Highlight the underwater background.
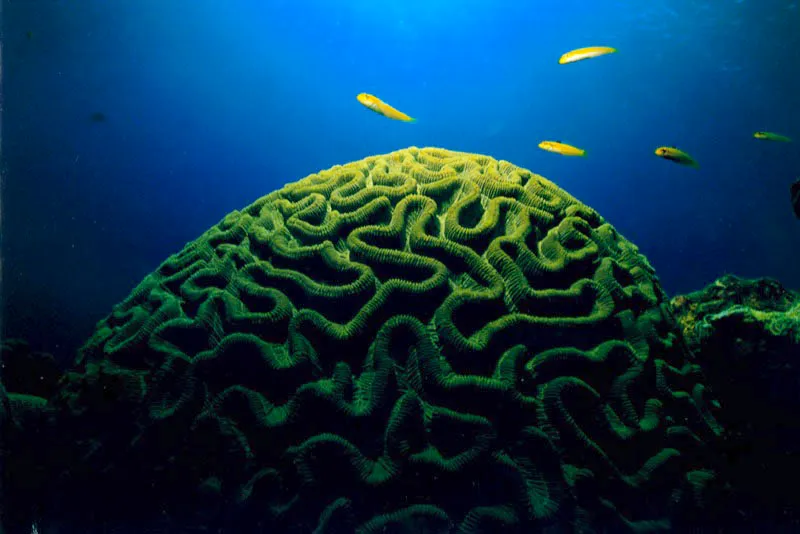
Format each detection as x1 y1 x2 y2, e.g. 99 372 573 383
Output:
3 0 799 359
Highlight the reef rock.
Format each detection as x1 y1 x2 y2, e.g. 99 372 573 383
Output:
2 148 725 534
671 275 800 523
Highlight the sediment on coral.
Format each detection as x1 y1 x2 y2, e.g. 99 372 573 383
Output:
3 148 726 533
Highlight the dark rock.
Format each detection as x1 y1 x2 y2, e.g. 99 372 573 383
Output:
671 274 800 524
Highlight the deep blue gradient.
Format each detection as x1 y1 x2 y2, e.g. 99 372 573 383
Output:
3 0 799 357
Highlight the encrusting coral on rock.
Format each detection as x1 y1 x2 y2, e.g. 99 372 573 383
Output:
670 275 800 525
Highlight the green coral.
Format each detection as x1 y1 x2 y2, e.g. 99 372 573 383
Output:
671 275 800 525
19 148 722 533
700 303 800 339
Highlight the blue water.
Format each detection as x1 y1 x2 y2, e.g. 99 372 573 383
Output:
3 0 799 357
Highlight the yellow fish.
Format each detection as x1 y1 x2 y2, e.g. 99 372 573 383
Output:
538 140 586 157
356 93 415 122
558 46 617 65
754 131 791 142
654 146 699 168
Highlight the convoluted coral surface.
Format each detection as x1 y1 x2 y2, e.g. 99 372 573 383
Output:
35 148 722 533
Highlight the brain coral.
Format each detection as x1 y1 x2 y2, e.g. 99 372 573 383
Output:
41 147 724 533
